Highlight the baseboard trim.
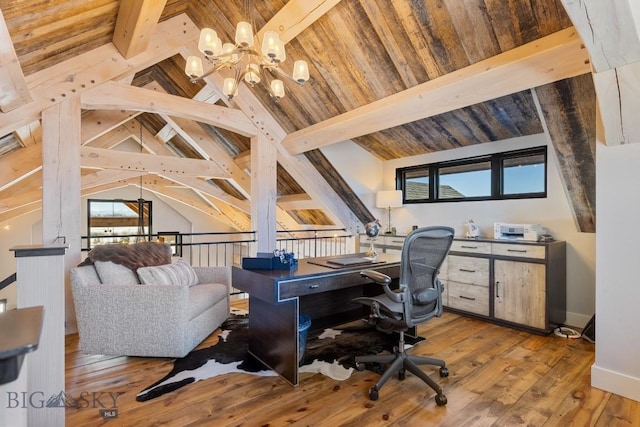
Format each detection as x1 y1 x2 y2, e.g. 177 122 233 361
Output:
564 311 592 329
592 365 640 402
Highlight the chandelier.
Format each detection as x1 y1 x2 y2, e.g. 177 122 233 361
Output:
184 3 310 101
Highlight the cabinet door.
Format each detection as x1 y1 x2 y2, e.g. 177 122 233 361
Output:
494 260 546 329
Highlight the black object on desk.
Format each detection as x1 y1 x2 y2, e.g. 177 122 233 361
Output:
0 305 44 385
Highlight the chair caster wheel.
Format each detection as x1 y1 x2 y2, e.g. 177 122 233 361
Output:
369 387 379 401
439 367 449 377
355 362 366 371
398 370 405 380
435 393 447 406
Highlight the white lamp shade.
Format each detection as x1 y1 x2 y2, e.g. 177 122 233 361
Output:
244 63 261 85
223 77 238 98
222 43 238 63
261 31 280 59
292 60 310 83
198 28 221 56
272 37 286 63
376 190 403 208
185 55 204 78
235 21 254 47
271 79 285 99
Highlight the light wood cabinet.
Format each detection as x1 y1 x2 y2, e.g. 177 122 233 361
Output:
493 259 546 329
360 234 566 334
448 238 566 334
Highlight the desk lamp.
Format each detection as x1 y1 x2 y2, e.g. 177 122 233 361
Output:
376 190 403 234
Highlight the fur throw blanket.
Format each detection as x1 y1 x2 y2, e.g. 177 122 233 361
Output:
78 241 172 270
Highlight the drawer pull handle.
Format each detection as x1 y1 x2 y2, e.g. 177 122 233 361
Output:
461 245 478 249
459 268 476 273
507 249 527 253
495 281 500 298
459 295 476 301
309 284 319 289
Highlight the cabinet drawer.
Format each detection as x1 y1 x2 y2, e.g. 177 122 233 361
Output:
279 275 345 299
378 235 406 246
446 281 489 316
447 255 489 286
451 240 491 255
492 243 545 259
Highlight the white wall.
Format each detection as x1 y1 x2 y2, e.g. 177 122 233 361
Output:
593 140 640 402
324 134 596 328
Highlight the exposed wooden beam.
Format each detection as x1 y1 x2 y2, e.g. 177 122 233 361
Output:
0 8 32 112
81 81 257 137
258 0 343 43
13 121 41 147
277 194 317 211
112 0 167 59
0 146 41 192
0 14 199 137
0 202 41 223
561 0 640 72
80 146 228 178
139 179 245 230
282 28 591 154
591 63 640 146
160 115 251 193
234 151 251 170
159 173 250 214
86 126 133 149
82 110 142 145
562 0 640 146
82 170 144 190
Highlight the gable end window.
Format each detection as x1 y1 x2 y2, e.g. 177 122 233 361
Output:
397 146 547 203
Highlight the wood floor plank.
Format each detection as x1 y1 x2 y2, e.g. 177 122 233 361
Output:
64 299 640 426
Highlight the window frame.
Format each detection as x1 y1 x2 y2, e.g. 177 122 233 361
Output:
87 198 153 249
397 146 547 204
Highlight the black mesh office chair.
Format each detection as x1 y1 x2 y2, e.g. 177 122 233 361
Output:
353 226 454 405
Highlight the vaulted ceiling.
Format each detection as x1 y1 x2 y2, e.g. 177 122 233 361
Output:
0 0 599 233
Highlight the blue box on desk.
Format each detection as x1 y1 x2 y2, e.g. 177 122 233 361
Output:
242 256 293 270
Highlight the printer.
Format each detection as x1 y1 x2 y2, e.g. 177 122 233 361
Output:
494 223 545 241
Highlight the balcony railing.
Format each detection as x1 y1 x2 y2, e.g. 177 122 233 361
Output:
81 229 356 293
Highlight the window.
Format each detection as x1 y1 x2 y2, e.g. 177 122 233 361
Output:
397 147 547 203
87 199 152 248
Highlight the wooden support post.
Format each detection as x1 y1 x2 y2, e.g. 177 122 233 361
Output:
251 134 277 253
41 96 82 334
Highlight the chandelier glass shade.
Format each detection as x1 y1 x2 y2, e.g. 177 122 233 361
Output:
185 16 310 101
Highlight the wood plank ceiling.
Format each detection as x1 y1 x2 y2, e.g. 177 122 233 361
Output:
0 0 596 232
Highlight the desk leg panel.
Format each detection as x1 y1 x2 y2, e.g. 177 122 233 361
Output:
248 295 298 386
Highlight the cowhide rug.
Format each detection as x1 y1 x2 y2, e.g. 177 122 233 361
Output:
136 309 424 402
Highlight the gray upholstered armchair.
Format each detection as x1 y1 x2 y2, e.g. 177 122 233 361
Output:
70 245 230 358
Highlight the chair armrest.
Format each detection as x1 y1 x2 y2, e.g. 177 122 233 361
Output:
360 270 405 303
193 266 231 292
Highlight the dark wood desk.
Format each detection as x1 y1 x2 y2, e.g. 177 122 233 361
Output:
232 253 401 386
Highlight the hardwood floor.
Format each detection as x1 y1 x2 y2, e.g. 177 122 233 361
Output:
65 299 640 426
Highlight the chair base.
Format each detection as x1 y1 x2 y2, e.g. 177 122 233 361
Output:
355 332 448 405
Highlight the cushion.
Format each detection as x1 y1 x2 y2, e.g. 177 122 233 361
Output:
78 241 172 270
94 261 139 285
137 259 198 287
